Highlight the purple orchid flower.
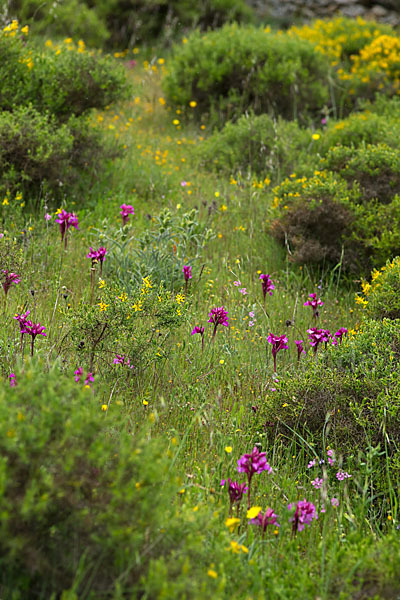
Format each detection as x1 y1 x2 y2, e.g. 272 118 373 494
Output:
250 508 279 534
237 446 272 508
22 320 46 356
208 306 229 340
288 499 318 534
2 269 21 297
120 204 134 225
267 333 288 372
304 293 323 318
259 273 274 303
295 339 306 363
55 209 79 248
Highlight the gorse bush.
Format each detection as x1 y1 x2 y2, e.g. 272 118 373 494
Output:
357 257 400 320
289 16 393 63
163 24 331 124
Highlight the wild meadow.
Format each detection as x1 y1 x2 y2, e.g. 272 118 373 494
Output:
1 5 400 599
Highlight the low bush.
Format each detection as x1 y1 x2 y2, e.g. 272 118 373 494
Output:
163 24 330 123
0 360 216 598
0 22 128 204
320 111 400 154
255 318 400 485
322 143 400 204
0 105 73 200
357 257 400 321
197 113 313 178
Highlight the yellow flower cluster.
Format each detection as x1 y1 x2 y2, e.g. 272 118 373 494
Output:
2 19 28 37
350 35 400 93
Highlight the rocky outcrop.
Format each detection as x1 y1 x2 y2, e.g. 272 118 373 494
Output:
249 0 400 26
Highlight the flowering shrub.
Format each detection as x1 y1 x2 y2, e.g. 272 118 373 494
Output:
357 257 400 320
288 16 392 64
163 24 330 123
63 277 185 379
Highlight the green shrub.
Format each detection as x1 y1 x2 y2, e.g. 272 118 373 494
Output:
255 319 400 481
322 143 400 204
270 171 362 269
0 105 74 200
6 0 109 47
163 24 330 123
0 360 213 598
0 32 129 119
357 257 400 321
197 113 313 178
320 111 400 154
271 142 400 271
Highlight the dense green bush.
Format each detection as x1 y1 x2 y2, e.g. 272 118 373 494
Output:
163 25 331 123
6 0 109 47
197 113 313 178
255 318 400 481
0 361 214 598
357 257 400 321
0 33 129 119
322 143 400 204
270 171 362 269
320 111 400 154
0 24 128 203
6 0 253 49
0 105 73 199
271 140 400 271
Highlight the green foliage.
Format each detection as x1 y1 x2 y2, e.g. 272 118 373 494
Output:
7 0 253 49
0 105 73 200
197 113 313 178
63 276 185 378
360 257 400 321
0 361 184 597
256 319 400 480
322 143 400 204
272 142 400 272
0 34 129 119
0 26 128 204
163 24 330 124
7 0 109 47
103 208 214 291
320 111 400 153
270 171 360 269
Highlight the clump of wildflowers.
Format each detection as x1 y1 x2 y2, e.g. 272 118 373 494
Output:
113 354 134 368
120 204 134 225
87 246 107 268
2 269 21 297
304 293 323 318
267 333 288 372
336 470 351 481
237 446 272 508
75 368 95 387
307 327 326 353
288 499 318 534
259 273 274 303
9 373 17 387
208 306 229 340
55 209 79 248
250 508 279 535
